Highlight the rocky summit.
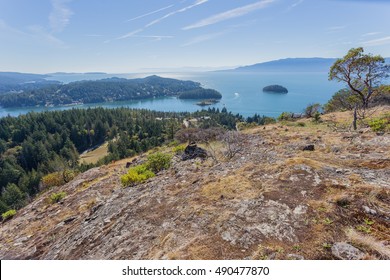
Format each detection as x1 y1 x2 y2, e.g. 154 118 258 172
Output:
0 108 389 260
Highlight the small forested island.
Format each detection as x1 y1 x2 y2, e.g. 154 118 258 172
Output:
196 99 220 106
0 75 222 108
178 88 222 100
263 84 288 93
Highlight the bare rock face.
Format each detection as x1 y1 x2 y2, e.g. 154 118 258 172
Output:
1 119 389 260
331 242 365 260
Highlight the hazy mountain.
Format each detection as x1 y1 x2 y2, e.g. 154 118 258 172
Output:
0 72 61 94
0 72 50 85
225 57 390 73
224 58 337 73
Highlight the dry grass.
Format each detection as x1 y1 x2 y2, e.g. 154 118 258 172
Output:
80 142 109 164
322 105 390 127
285 157 329 170
201 172 261 201
346 228 390 259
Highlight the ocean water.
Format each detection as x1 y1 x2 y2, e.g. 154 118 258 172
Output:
0 72 342 118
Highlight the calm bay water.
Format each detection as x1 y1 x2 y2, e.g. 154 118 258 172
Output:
0 72 341 118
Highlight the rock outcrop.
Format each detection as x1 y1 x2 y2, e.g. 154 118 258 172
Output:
331 242 365 260
181 142 208 161
1 110 389 260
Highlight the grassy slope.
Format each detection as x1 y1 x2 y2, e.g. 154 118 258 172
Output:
80 143 109 164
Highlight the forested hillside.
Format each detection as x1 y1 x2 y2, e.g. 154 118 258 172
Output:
0 107 241 214
0 75 222 108
0 72 60 94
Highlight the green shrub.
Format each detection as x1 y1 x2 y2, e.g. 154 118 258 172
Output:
297 122 306 127
120 152 172 187
41 172 65 189
49 191 67 204
263 117 276 125
304 103 322 117
172 144 186 154
146 152 172 173
121 164 155 187
277 112 293 121
2 209 16 221
368 116 389 132
312 112 322 123
63 170 78 183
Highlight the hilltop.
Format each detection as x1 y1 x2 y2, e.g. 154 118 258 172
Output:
0 106 389 260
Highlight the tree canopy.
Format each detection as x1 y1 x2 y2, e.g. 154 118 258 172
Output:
329 47 389 109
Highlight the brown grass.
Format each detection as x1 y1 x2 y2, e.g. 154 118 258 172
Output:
80 142 108 164
285 157 329 170
201 172 262 201
346 228 390 259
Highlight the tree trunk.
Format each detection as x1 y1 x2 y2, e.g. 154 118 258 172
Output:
352 106 358 130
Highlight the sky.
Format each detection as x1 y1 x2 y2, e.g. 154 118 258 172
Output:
0 0 389 73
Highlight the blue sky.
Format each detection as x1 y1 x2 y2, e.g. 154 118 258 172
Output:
0 0 389 73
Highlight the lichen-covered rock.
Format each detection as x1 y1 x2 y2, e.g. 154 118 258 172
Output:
331 242 365 260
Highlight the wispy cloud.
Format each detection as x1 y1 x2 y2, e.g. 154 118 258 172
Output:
49 0 73 33
362 36 390 46
115 28 144 40
28 25 66 47
116 0 208 40
132 35 174 42
182 0 275 30
0 19 65 47
325 25 346 33
361 32 380 37
125 5 174 22
0 19 28 36
145 0 208 28
291 0 304 8
133 35 173 39
283 0 304 13
182 31 227 47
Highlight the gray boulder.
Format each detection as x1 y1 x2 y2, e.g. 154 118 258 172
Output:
331 242 365 260
181 142 208 161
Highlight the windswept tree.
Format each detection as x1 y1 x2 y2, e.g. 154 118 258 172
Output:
329 47 389 129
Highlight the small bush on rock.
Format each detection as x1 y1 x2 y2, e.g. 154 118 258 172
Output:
146 152 172 173
2 209 16 221
49 191 67 204
121 164 155 187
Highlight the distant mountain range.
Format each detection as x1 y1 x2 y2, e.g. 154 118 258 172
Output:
0 72 60 94
1 57 389 86
224 58 337 73
224 57 390 73
0 72 49 85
